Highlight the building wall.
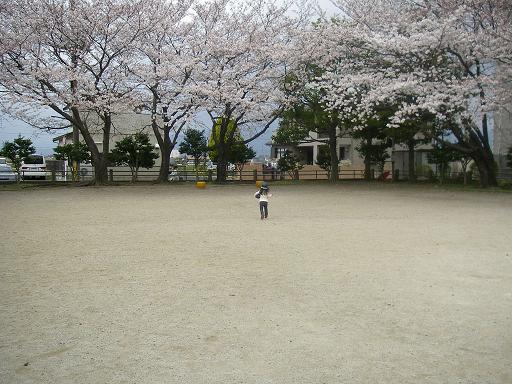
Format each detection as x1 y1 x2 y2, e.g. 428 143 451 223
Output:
391 149 435 177
53 111 180 167
493 105 512 169
271 133 366 168
270 133 445 178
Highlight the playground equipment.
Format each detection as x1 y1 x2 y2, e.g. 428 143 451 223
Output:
196 181 206 189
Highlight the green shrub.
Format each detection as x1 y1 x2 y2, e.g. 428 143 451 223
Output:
415 164 434 179
498 180 512 190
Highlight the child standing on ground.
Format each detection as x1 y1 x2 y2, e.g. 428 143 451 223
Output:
254 184 272 220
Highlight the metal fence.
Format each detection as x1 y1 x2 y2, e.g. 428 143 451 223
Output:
394 169 512 182
14 167 369 183
104 168 372 182
12 166 512 183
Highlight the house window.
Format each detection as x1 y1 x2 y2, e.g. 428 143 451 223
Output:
95 142 103 153
275 147 287 159
297 146 314 165
339 147 346 160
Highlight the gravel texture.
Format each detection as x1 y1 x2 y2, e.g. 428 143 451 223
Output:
1 183 511 384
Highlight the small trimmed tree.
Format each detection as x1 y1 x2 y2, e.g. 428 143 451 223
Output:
208 118 237 182
316 146 332 179
0 136 35 182
109 132 159 182
275 65 349 183
351 104 394 180
355 141 391 179
459 154 473 185
277 150 303 180
179 129 208 181
54 143 91 181
209 120 256 181
230 142 256 180
427 143 463 184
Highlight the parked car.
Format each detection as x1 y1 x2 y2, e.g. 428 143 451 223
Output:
0 164 16 182
0 157 7 165
21 154 47 180
168 169 182 181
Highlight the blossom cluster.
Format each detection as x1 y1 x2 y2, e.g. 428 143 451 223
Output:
0 0 310 137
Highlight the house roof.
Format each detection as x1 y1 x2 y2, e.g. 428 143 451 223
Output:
52 131 73 142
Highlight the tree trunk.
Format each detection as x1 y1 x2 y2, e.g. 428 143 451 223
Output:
475 114 498 187
91 154 109 184
72 124 80 181
71 44 81 181
215 139 229 182
328 128 339 183
71 107 109 185
379 161 385 176
444 119 498 188
195 158 200 182
472 150 498 188
216 161 228 183
461 160 469 185
407 138 416 181
157 144 171 182
238 164 244 181
463 117 498 188
364 138 372 180
134 165 139 183
154 124 173 183
152 101 186 183
96 113 111 185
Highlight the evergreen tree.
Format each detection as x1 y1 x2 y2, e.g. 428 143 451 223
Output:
109 132 159 182
230 142 256 180
351 105 393 180
277 150 303 180
0 136 35 181
208 119 255 180
427 142 463 184
179 129 208 181
274 66 349 182
316 146 332 178
54 143 91 181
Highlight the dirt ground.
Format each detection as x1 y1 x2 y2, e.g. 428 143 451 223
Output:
0 183 511 384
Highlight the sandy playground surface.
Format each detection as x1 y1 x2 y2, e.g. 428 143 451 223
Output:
0 182 511 384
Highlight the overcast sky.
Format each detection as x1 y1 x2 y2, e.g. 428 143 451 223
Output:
0 0 340 157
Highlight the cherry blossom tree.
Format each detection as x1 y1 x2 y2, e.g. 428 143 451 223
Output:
0 0 150 184
310 0 512 187
274 69 350 182
190 0 311 182
132 0 200 183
